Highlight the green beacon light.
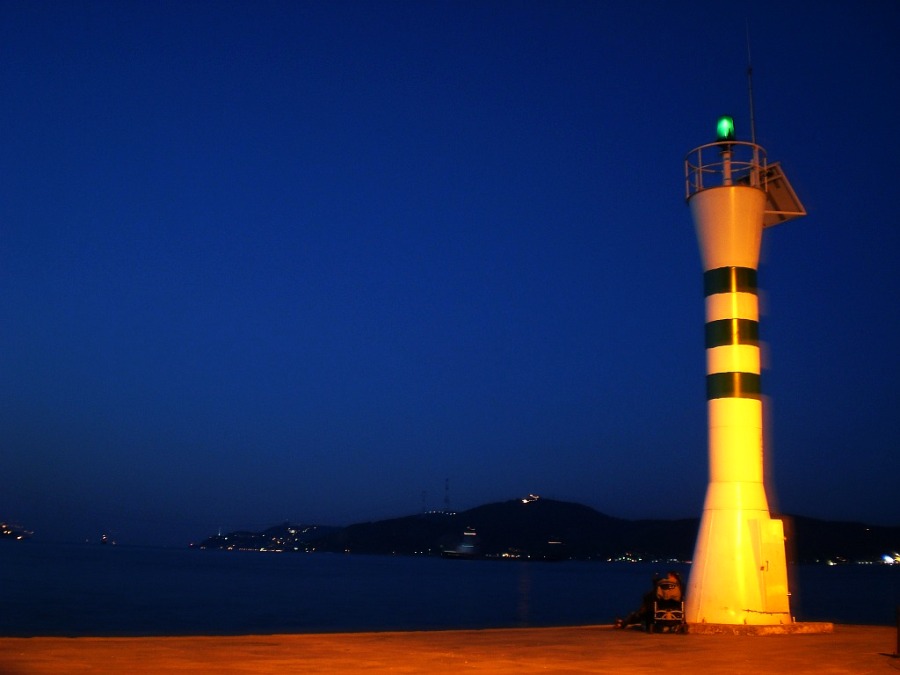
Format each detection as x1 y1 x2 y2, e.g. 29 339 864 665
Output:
716 115 736 143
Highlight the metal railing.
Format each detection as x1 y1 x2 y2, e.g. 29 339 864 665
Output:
685 140 768 200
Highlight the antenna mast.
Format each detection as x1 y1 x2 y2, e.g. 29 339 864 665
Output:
746 21 757 145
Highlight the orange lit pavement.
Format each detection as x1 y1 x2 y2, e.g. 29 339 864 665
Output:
0 625 896 674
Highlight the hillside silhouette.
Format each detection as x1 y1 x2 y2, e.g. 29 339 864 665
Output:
198 496 900 564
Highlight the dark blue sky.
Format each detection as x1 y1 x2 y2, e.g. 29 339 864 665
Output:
2 1 898 546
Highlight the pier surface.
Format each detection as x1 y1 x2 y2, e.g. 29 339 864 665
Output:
0 624 895 674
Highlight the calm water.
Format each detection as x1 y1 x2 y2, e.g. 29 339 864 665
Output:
1 542 897 636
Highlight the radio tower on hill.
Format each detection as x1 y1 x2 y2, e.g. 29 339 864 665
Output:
444 478 451 513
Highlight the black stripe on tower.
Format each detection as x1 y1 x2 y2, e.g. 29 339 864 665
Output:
704 266 757 296
706 372 762 400
705 319 759 348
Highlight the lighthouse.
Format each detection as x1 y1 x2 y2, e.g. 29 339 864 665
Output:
683 117 805 626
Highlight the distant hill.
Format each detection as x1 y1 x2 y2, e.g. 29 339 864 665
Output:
781 515 900 564
195 497 900 564
313 497 697 561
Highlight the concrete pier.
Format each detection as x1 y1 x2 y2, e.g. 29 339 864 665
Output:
0 624 895 674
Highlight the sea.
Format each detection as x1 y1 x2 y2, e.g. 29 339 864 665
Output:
1 541 898 637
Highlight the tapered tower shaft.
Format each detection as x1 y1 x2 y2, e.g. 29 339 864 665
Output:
683 137 792 626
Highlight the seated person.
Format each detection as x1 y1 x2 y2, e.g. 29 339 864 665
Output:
615 571 683 629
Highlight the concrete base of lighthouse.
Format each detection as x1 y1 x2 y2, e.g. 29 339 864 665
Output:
684 397 794 626
685 622 835 635
685 483 793 625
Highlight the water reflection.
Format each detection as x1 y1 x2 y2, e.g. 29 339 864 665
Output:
516 564 532 625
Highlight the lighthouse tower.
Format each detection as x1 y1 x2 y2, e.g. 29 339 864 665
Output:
683 117 805 626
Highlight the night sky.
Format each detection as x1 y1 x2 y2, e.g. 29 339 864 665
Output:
2 1 898 546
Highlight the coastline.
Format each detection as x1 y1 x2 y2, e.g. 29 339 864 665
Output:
0 624 895 674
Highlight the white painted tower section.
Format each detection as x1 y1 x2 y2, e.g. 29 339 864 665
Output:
684 139 793 626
